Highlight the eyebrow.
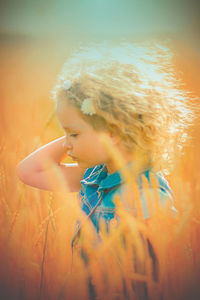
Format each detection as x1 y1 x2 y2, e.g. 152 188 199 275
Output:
62 126 81 130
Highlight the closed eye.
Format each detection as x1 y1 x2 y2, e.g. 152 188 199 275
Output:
70 133 78 138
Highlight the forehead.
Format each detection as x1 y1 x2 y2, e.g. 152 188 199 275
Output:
56 100 88 129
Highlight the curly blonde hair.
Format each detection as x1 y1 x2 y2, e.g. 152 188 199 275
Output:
51 42 193 173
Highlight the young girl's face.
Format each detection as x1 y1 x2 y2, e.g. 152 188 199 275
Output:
56 99 114 171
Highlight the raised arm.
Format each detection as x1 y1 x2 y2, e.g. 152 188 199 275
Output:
16 136 86 192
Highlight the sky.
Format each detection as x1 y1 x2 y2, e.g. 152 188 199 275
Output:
0 0 199 41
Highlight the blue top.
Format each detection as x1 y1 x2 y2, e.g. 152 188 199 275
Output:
78 164 174 232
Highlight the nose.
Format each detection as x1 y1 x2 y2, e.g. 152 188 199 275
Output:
64 137 73 150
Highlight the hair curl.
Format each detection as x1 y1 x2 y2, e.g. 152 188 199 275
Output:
51 42 194 173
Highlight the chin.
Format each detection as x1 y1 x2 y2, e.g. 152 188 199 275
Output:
78 161 98 169
77 161 87 168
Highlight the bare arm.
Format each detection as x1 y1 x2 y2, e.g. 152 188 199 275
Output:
16 136 86 192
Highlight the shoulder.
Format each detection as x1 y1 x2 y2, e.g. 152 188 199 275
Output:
138 169 173 199
141 169 177 218
154 171 172 197
121 169 175 219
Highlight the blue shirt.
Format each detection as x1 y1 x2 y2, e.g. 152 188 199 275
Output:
79 164 173 232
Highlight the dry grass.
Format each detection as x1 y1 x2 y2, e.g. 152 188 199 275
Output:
0 38 200 300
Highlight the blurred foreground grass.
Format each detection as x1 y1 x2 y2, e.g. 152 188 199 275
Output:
0 37 200 300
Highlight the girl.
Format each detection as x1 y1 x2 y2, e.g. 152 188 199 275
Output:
17 42 191 299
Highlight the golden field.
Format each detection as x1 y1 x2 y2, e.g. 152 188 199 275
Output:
0 37 200 300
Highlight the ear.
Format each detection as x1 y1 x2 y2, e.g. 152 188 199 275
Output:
108 131 122 146
105 124 121 146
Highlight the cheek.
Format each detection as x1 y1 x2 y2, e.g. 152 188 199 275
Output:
88 136 109 158
75 131 111 160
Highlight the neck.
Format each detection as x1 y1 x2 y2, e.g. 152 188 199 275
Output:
106 151 149 175
106 152 134 174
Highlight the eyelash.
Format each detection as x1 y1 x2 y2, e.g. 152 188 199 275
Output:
70 133 78 138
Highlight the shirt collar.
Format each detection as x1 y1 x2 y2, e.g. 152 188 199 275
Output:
81 164 123 190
